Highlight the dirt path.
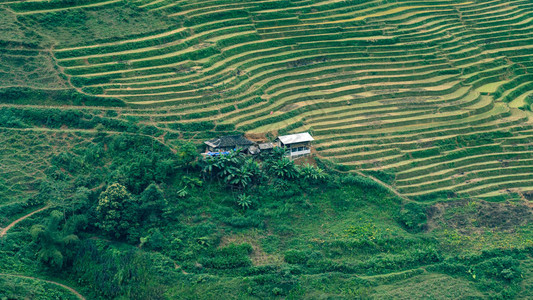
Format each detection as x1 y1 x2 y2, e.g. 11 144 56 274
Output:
358 267 427 279
0 274 85 300
0 205 50 237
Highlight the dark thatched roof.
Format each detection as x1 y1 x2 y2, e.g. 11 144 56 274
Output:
204 135 254 148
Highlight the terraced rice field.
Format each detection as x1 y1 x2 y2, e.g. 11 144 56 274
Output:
2 0 533 200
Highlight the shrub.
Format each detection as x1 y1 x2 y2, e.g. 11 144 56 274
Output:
340 175 383 190
224 215 261 228
397 203 427 232
141 229 168 251
201 243 253 269
364 170 395 185
236 194 253 210
473 256 522 283
284 250 309 264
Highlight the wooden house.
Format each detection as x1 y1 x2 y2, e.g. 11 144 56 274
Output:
276 132 314 159
204 135 254 155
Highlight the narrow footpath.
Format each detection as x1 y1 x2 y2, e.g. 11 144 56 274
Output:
0 274 85 300
0 205 50 237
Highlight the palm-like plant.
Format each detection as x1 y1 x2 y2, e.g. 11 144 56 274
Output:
31 210 80 270
268 157 299 179
299 163 326 182
202 149 257 189
201 155 217 176
225 159 256 189
236 194 253 210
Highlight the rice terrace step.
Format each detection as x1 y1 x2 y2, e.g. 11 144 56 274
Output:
1 0 533 298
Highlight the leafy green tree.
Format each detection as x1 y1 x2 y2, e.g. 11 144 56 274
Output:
154 157 175 182
217 150 244 179
121 156 155 194
96 183 139 240
201 155 218 179
202 150 242 179
202 151 262 189
69 186 91 214
31 223 64 270
177 142 199 172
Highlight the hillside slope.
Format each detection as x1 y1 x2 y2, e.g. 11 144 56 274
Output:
1 0 533 199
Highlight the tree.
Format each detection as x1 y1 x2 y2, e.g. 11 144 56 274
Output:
177 142 199 173
121 156 155 194
96 183 139 240
139 183 167 223
69 186 91 214
201 150 262 189
154 157 175 182
201 155 218 180
30 210 80 271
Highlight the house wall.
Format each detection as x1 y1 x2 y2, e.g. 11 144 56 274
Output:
279 141 312 159
286 142 309 149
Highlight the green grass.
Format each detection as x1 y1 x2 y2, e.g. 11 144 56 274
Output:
0 52 68 89
0 129 89 208
508 90 533 108
0 275 80 300
18 3 174 47
0 8 46 45
370 273 485 299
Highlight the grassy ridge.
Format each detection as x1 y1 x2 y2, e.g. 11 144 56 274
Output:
0 127 531 299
